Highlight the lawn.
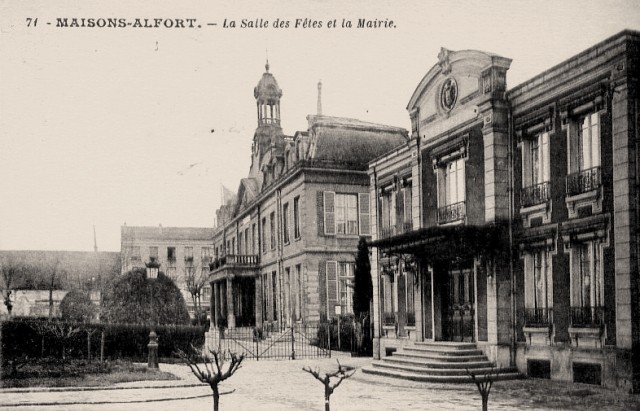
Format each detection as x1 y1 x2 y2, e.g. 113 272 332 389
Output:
1 358 179 388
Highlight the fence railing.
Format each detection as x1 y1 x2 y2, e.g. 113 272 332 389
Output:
570 306 604 328
209 254 260 271
566 166 601 196
382 312 395 326
438 201 466 224
379 220 414 240
521 181 551 207
524 307 552 327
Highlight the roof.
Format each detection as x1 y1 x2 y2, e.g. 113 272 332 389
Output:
121 226 215 242
308 115 408 167
254 62 282 101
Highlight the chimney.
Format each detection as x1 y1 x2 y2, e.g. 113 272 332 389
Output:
317 80 323 116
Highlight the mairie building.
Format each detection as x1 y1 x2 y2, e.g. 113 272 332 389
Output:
206 63 408 340
366 30 640 391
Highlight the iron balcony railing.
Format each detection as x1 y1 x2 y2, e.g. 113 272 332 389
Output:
570 306 604 328
437 201 466 224
209 254 260 271
566 166 601 197
524 307 552 327
406 312 416 327
379 220 414 239
521 181 551 208
382 312 396 326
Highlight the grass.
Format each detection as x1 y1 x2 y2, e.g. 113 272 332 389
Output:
492 378 640 411
1 359 179 388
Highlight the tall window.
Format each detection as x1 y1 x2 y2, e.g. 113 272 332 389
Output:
293 196 301 239
252 224 256 254
578 113 600 171
244 228 249 254
294 264 302 321
184 246 193 262
283 203 290 244
269 212 276 250
338 262 355 314
524 249 552 325
167 247 176 263
131 246 141 261
261 218 267 254
201 247 212 262
271 271 278 320
571 242 603 310
262 273 268 321
442 158 465 206
523 132 550 187
149 246 158 259
336 194 358 235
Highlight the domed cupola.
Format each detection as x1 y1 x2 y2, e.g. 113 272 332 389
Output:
254 61 283 126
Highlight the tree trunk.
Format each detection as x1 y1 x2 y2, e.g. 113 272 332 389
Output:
100 330 105 363
87 331 91 362
482 393 488 411
212 385 220 411
48 287 53 319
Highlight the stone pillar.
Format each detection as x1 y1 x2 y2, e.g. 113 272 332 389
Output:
214 282 221 327
368 171 382 359
226 277 236 329
255 275 263 325
210 282 216 330
480 97 513 367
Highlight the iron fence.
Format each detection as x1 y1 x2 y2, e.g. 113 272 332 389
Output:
521 181 551 207
524 307 552 327
566 166 601 196
438 201 466 224
570 306 604 328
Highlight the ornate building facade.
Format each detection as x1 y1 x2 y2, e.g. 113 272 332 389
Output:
206 63 408 335
367 30 640 391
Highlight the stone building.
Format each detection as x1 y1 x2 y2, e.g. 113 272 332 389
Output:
207 63 408 334
120 225 215 318
366 30 640 391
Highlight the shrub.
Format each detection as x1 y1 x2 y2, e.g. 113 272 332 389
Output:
315 315 357 351
60 290 96 323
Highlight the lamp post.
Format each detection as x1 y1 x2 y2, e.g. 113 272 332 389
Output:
145 257 160 369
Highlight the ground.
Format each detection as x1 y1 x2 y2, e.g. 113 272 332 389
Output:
1 354 639 410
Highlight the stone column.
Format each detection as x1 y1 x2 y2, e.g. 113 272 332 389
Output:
368 171 382 359
214 282 221 327
226 277 236 329
255 275 263 325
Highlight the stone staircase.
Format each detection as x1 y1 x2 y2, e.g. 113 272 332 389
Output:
362 342 522 383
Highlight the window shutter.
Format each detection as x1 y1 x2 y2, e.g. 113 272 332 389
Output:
326 261 338 317
542 132 550 182
358 192 370 235
324 191 336 235
317 191 324 236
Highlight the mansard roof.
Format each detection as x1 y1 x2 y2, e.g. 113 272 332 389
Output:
307 115 409 169
121 226 215 242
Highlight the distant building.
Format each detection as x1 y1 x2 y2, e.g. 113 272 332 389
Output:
120 225 216 318
0 249 119 318
207 62 408 338
367 30 640 391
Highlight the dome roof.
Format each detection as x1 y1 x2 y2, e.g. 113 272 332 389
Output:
254 62 282 101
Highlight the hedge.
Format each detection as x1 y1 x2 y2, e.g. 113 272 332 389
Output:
1 319 205 364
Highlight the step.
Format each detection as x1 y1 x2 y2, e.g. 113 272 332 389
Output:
361 366 523 384
393 351 487 362
372 361 505 376
401 346 485 356
413 341 479 351
382 356 493 369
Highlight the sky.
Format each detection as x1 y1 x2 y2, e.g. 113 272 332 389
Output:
1 0 639 252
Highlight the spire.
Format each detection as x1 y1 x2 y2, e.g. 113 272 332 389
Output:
317 80 323 116
265 59 270 73
93 225 98 252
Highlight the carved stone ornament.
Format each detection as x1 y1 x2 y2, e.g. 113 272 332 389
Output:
440 77 458 112
437 47 452 75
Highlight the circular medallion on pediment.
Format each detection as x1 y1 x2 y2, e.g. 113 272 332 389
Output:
440 77 458 112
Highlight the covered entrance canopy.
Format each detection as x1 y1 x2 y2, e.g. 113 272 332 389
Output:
370 221 510 342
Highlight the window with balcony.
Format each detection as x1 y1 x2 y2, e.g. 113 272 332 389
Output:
524 249 553 327
570 241 604 328
437 158 466 224
261 217 267 254
293 196 301 239
130 246 141 261
567 112 601 197
379 179 412 239
184 246 193 264
521 132 550 207
283 202 290 244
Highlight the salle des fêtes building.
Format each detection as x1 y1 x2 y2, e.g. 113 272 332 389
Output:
366 30 640 391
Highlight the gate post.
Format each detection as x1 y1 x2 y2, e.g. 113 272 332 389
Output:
291 327 296 360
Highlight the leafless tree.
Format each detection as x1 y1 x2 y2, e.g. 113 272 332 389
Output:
176 346 244 411
185 261 209 325
467 367 496 411
0 254 23 316
31 320 82 360
303 359 356 411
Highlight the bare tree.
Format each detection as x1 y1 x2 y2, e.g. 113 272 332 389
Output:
176 346 244 411
0 254 22 317
185 261 209 325
31 320 82 360
467 367 496 411
303 359 356 411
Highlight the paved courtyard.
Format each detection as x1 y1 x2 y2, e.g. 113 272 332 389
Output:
1 353 638 410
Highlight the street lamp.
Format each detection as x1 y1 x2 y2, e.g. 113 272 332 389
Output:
145 257 161 369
